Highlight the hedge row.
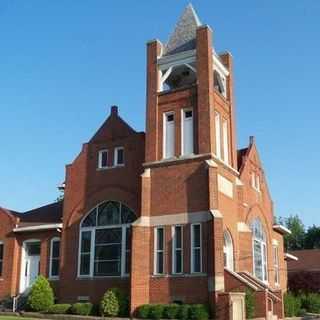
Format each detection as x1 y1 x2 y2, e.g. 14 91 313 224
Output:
284 292 320 317
137 303 209 320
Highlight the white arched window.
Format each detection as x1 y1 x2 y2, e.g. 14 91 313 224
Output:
223 231 234 271
251 218 268 282
78 201 136 277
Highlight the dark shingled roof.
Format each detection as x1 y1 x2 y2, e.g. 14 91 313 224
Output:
288 249 320 272
164 4 202 56
17 201 63 227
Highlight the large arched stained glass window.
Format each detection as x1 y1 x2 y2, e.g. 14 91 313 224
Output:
250 218 268 282
78 201 136 277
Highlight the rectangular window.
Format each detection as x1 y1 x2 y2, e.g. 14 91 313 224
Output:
98 150 108 169
172 226 183 274
0 242 3 277
154 227 164 274
125 227 131 274
163 113 175 159
215 112 221 159
79 231 92 276
222 120 229 164
182 109 194 156
49 238 60 278
94 228 122 276
273 246 280 285
191 224 202 273
114 147 125 166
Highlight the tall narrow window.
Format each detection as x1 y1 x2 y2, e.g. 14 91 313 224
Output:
182 109 194 156
222 120 229 164
172 226 183 274
79 231 92 276
164 113 175 159
154 227 164 274
98 150 108 169
191 224 202 273
223 231 234 271
114 147 125 166
125 227 131 274
49 238 60 279
215 112 221 159
0 242 3 277
273 246 280 285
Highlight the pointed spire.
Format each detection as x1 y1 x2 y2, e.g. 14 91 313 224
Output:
165 4 202 56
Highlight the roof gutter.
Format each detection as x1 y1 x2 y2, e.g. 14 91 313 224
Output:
285 253 299 261
273 224 291 235
13 223 63 233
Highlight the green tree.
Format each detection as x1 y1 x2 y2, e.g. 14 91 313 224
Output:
305 225 320 249
279 214 305 250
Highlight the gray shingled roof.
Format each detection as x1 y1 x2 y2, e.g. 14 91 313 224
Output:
164 4 202 56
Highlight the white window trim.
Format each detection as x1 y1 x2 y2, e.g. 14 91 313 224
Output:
163 112 175 159
172 225 183 274
191 223 202 273
114 147 125 167
98 149 109 169
215 112 221 160
222 119 229 165
181 108 194 156
273 245 280 286
49 237 60 280
223 231 234 271
154 227 165 275
251 172 261 192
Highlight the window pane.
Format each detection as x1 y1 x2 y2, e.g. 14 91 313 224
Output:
95 245 121 260
157 252 164 274
51 260 59 277
193 225 200 247
52 241 60 258
193 249 201 272
95 228 121 244
175 250 182 273
94 260 121 276
125 251 130 274
157 228 164 251
126 228 131 250
98 201 120 226
0 244 3 259
0 261 2 277
80 254 90 275
27 243 40 256
254 240 263 280
117 149 124 165
175 227 182 249
82 209 96 227
100 151 108 167
121 206 136 224
81 231 92 253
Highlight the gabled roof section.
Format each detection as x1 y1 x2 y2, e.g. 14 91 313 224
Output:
90 106 138 143
164 4 202 56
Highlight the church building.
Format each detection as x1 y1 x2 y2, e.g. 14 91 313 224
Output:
0 5 292 319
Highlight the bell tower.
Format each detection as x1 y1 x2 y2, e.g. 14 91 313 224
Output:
145 4 237 169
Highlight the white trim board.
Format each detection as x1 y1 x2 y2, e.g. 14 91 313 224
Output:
14 223 63 233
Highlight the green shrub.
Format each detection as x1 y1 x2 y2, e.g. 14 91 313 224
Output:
27 275 54 312
284 292 301 317
189 304 209 320
47 304 71 314
70 302 93 316
149 304 164 319
163 304 180 319
138 304 151 319
100 289 119 317
245 288 255 319
301 293 320 313
177 304 190 320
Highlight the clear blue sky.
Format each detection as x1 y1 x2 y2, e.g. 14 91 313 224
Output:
0 1 319 226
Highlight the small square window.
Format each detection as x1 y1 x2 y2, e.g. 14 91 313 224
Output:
167 114 174 122
98 150 108 169
114 147 124 166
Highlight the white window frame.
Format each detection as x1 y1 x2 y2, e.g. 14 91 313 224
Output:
98 149 109 169
191 223 202 273
114 147 125 167
154 227 165 275
49 237 60 280
222 119 229 164
163 112 175 159
181 108 194 156
251 172 261 192
172 225 183 274
273 245 280 286
223 231 234 271
215 112 221 159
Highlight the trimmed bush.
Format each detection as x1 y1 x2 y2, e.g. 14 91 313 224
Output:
70 302 93 316
149 304 164 319
137 304 151 319
27 275 54 312
284 292 301 317
301 293 320 313
47 304 71 314
245 288 255 319
163 304 180 319
100 289 119 317
189 304 209 320
177 304 191 320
